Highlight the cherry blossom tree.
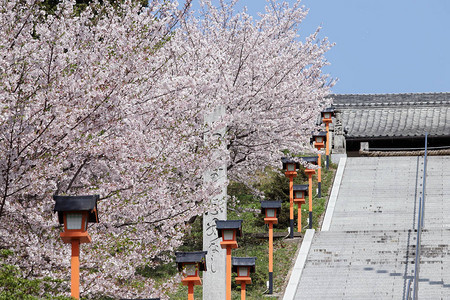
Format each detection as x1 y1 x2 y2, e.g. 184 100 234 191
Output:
178 0 334 181
0 0 223 298
0 0 333 298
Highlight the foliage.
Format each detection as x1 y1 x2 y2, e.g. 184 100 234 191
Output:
178 0 334 181
0 0 332 298
0 0 216 298
0 250 70 300
168 160 337 299
39 0 149 15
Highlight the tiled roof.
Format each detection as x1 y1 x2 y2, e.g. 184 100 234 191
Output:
293 184 308 191
231 256 257 274
232 257 256 273
260 201 282 209
175 251 207 271
281 157 300 170
215 220 243 238
332 92 450 107
301 156 318 164
330 93 450 138
53 195 99 224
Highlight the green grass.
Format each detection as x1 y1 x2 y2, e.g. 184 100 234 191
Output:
167 158 337 299
0 159 336 299
0 249 71 300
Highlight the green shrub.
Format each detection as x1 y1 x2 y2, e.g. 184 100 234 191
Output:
0 262 70 300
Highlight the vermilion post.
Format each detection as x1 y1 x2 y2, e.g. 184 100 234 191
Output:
226 247 232 300
188 282 194 300
216 220 241 300
53 195 99 300
325 123 330 170
312 133 325 196
293 185 306 233
268 222 274 294
241 282 247 300
175 251 207 300
261 201 280 295
283 160 297 238
289 175 294 238
317 153 322 197
233 257 255 300
305 169 315 229
297 204 302 232
71 240 80 299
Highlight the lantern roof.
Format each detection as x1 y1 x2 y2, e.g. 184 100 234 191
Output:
175 251 207 272
293 184 308 192
293 184 309 197
260 201 281 215
310 131 327 147
312 131 327 139
53 195 99 224
120 298 160 300
301 156 318 165
260 201 282 209
321 107 335 115
281 157 300 170
215 220 243 238
232 257 256 273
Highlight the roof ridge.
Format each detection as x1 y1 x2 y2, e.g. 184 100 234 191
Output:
329 92 450 97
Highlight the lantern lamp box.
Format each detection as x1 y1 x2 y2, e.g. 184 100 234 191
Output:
260 201 281 224
53 195 99 244
232 257 256 285
175 251 207 286
321 107 335 122
311 131 327 149
301 156 319 165
293 184 308 204
281 157 300 174
301 156 318 172
120 298 160 300
215 220 242 249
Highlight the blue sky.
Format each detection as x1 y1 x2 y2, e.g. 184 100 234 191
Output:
189 0 450 95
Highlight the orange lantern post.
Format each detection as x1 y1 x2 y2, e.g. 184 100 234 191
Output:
301 156 318 229
281 157 299 238
261 201 281 294
53 195 99 300
321 108 335 170
311 131 327 197
175 251 207 300
216 220 243 300
293 185 308 232
232 257 256 300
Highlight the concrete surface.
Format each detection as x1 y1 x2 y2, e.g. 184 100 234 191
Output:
292 156 450 299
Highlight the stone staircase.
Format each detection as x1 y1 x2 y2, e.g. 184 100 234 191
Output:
293 156 450 299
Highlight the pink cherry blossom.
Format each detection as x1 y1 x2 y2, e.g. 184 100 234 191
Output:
0 0 333 298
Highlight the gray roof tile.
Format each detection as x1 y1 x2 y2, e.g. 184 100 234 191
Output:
330 93 450 138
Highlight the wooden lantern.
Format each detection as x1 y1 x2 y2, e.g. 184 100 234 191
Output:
281 157 299 176
321 107 335 123
293 184 308 205
215 220 243 249
232 257 256 285
260 201 282 224
311 131 327 150
301 156 318 175
53 195 99 244
175 251 207 287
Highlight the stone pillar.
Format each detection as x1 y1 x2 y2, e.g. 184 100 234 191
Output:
203 106 227 300
332 110 346 154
